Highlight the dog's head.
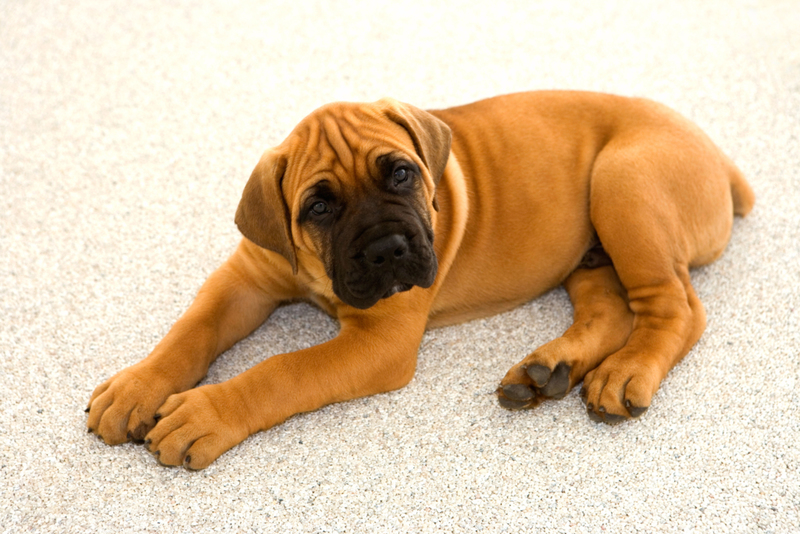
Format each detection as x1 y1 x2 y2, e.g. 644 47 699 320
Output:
235 99 452 309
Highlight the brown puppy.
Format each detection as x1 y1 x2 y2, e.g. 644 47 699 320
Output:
86 91 754 469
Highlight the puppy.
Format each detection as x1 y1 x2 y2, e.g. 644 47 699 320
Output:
87 91 754 469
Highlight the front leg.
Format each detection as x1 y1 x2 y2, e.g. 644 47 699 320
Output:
144 299 427 469
86 241 298 444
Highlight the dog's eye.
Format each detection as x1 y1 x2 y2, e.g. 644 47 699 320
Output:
393 167 409 185
310 201 329 216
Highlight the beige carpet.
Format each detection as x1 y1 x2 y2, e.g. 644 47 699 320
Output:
2 0 798 532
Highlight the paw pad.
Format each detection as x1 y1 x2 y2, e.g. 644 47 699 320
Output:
502 383 535 401
526 362 571 399
496 386 537 410
526 365 551 387
625 399 648 418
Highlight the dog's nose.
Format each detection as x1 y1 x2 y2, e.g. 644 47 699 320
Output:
364 234 408 267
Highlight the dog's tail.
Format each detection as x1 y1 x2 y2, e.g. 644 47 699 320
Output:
725 156 755 217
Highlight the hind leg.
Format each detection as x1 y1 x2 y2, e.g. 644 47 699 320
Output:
580 147 723 423
581 261 706 423
497 263 634 409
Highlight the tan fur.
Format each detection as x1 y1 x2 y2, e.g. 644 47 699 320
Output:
87 91 754 469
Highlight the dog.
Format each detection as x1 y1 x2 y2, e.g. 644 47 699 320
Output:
86 91 754 469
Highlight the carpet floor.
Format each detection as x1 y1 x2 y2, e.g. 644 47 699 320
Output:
1 1 798 532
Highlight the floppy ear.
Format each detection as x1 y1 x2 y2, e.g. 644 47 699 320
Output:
381 98 452 188
234 151 298 274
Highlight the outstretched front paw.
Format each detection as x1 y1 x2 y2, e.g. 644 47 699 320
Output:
86 364 176 445
144 385 250 470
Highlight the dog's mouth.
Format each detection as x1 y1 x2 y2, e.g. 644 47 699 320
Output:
334 259 436 309
330 225 437 309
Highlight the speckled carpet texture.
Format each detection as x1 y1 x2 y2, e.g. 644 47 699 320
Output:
1 0 798 532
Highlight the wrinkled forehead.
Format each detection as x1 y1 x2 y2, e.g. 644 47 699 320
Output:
279 102 417 195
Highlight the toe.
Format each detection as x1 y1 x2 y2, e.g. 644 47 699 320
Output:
502 383 535 402
539 362 571 399
496 387 537 410
625 399 648 418
525 365 551 388
183 434 229 471
621 375 653 416
97 404 134 445
86 391 114 435
153 425 198 466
